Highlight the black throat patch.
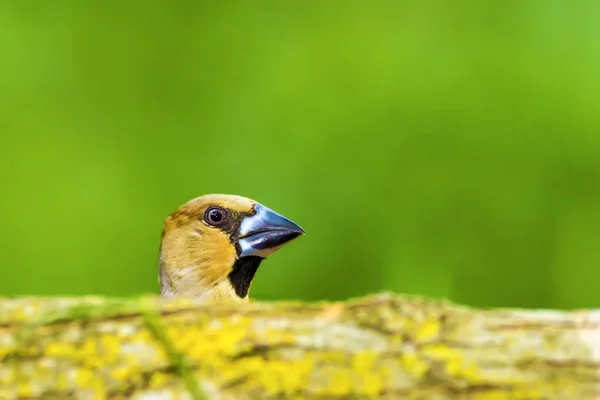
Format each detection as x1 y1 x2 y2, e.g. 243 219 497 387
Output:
228 256 264 298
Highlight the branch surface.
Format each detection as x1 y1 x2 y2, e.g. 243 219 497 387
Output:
0 293 599 399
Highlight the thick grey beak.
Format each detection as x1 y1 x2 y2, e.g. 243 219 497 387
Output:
238 203 305 258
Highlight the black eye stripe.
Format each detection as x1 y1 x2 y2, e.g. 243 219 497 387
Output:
201 206 255 243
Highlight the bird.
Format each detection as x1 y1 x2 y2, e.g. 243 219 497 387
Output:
158 194 304 302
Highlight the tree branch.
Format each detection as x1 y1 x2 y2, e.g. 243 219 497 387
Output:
0 293 599 399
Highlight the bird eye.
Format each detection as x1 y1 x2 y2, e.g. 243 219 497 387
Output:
205 207 226 226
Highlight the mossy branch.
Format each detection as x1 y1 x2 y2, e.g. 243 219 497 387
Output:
0 293 599 399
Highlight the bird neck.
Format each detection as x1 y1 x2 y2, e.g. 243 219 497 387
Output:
227 256 264 298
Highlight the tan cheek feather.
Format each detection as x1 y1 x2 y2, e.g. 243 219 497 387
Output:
189 228 237 287
160 225 237 296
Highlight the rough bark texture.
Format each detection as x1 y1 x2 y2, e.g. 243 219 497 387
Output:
0 293 599 399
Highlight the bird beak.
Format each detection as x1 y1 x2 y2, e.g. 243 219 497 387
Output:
238 203 305 258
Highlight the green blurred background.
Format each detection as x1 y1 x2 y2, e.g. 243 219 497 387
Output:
1 2 599 309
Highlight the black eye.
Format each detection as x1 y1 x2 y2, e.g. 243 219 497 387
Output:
205 207 226 226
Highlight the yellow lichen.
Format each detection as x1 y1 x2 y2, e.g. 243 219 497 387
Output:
358 370 383 396
318 350 347 363
0 368 15 387
80 337 97 355
149 371 170 388
45 341 75 358
279 355 315 393
111 366 132 382
327 368 353 396
399 352 429 378
215 318 253 356
173 327 201 354
75 367 93 388
79 337 103 369
168 317 253 365
352 350 377 371
100 334 121 363
93 377 106 400
257 360 290 395
472 390 515 400
391 333 404 346
56 372 69 391
415 318 440 342
0 345 11 361
17 381 33 397
421 343 483 383
22 346 39 356
352 350 383 395
212 354 259 386
240 356 311 395
512 385 545 399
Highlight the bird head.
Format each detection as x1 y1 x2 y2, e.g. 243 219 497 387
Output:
158 194 304 302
